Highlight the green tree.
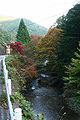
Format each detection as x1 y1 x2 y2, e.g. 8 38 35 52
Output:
0 29 11 44
16 19 31 44
64 44 80 90
0 29 11 54
56 4 80 77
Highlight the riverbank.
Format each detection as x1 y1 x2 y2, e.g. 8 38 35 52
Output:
66 97 80 114
63 89 80 116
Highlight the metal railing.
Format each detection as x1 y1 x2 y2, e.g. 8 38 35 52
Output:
3 56 14 120
0 55 22 120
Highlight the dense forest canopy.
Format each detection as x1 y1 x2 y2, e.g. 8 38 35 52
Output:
36 4 80 87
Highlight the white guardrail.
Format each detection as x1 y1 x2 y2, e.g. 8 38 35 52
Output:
0 55 22 120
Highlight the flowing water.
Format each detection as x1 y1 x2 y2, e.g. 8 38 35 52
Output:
26 80 80 120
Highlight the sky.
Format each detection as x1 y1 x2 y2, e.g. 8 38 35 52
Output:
0 0 79 28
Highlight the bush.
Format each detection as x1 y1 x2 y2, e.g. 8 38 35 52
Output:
11 92 34 120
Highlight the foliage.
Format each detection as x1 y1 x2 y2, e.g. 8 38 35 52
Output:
31 34 42 45
16 19 31 44
17 55 37 79
0 92 7 109
0 71 8 109
56 4 80 77
11 92 34 120
64 44 80 90
10 42 25 55
5 55 26 92
5 46 37 91
64 45 80 108
36 27 63 80
0 29 11 55
36 113 44 120
0 29 11 44
74 95 80 105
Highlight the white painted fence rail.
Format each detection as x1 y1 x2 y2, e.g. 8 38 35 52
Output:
0 55 22 120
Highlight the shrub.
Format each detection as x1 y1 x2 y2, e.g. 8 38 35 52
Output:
11 92 34 120
9 42 25 55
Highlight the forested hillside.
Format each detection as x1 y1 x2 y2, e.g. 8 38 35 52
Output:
0 18 47 35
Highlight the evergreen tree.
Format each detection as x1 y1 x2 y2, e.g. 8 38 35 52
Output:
64 44 80 89
57 4 80 63
56 4 80 78
16 19 31 43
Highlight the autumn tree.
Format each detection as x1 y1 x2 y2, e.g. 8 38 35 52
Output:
16 19 31 44
36 27 63 80
31 34 42 45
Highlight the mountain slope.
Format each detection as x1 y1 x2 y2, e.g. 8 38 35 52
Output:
0 18 48 35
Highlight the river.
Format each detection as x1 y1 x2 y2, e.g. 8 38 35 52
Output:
26 86 80 120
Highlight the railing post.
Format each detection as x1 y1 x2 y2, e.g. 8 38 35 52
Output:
7 79 11 95
14 108 22 120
